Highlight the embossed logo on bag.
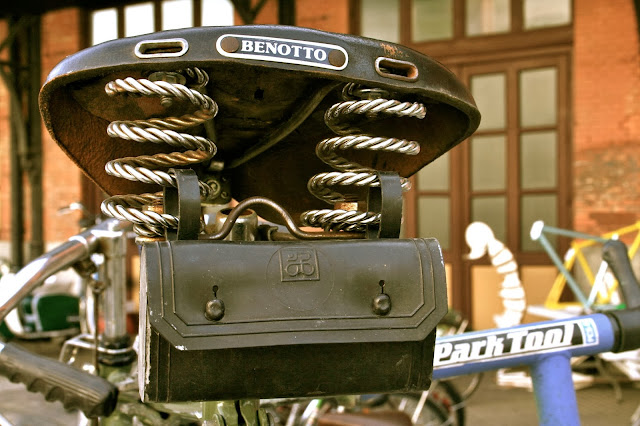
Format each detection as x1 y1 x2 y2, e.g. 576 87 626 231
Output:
280 248 320 282
216 34 348 70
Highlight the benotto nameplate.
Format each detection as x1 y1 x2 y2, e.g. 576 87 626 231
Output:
216 34 348 70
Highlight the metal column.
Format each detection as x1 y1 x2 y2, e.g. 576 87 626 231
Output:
0 16 43 269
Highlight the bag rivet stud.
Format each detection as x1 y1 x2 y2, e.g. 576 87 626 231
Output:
372 280 391 316
205 285 226 321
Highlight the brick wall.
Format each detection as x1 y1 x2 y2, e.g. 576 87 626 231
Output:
0 1 352 259
3 0 637 251
40 9 85 243
0 22 10 244
251 0 349 33
573 0 640 235
296 0 349 33
0 9 84 257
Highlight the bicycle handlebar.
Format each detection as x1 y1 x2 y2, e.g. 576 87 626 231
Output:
0 219 128 418
0 237 91 322
0 341 118 417
602 239 640 309
0 218 128 322
600 240 640 353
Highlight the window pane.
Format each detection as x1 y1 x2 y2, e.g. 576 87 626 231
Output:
520 67 557 127
521 194 557 251
91 8 118 45
418 197 450 249
466 0 510 36
471 73 506 130
125 3 155 37
472 196 506 242
202 0 235 26
417 152 449 191
361 0 400 43
520 131 557 189
412 0 453 42
524 0 571 29
471 135 506 191
162 0 193 30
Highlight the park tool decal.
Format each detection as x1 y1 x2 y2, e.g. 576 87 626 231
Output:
216 34 348 70
434 318 600 367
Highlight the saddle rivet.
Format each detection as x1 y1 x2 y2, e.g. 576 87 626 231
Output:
328 49 346 67
220 36 240 53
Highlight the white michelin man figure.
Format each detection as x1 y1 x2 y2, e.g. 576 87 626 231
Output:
465 222 526 328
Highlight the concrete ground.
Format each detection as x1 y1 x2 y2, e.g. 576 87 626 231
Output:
462 373 640 425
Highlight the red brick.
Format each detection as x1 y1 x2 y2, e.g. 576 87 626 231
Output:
573 0 640 235
40 8 84 242
1 1 639 249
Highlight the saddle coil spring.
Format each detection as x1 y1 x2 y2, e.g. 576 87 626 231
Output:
100 74 425 237
301 83 426 232
100 68 218 237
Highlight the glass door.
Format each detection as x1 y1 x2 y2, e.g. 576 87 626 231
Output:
406 54 570 323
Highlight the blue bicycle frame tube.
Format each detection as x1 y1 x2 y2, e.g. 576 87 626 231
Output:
531 351 579 426
432 314 616 426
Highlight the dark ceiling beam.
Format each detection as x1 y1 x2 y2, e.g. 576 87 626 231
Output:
0 16 33 52
229 0 252 24
0 17 43 267
278 0 295 26
634 0 640 40
230 0 269 25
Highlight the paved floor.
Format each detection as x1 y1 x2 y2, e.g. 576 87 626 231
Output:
463 373 640 425
0 339 638 425
0 377 78 425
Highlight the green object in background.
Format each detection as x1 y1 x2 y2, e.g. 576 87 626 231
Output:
0 321 14 340
19 294 80 333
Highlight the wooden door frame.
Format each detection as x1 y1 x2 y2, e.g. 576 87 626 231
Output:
404 52 572 323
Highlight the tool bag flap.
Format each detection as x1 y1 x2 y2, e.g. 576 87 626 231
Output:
139 238 448 401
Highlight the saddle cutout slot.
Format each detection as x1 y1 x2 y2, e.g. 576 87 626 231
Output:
375 57 419 82
135 38 189 58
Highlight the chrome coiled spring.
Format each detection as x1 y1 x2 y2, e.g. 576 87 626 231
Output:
100 68 218 237
301 84 425 231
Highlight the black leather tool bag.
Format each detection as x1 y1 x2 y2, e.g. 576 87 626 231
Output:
139 238 447 402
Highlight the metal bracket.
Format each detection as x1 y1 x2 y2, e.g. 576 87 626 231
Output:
163 169 201 241
366 171 403 239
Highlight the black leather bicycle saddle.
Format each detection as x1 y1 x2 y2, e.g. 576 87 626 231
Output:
40 25 479 224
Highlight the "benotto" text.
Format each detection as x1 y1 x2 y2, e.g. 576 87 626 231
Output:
240 40 328 62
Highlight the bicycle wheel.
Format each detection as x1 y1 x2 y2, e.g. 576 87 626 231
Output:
384 380 465 426
386 393 451 426
431 380 465 426
437 310 484 400
444 374 483 401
